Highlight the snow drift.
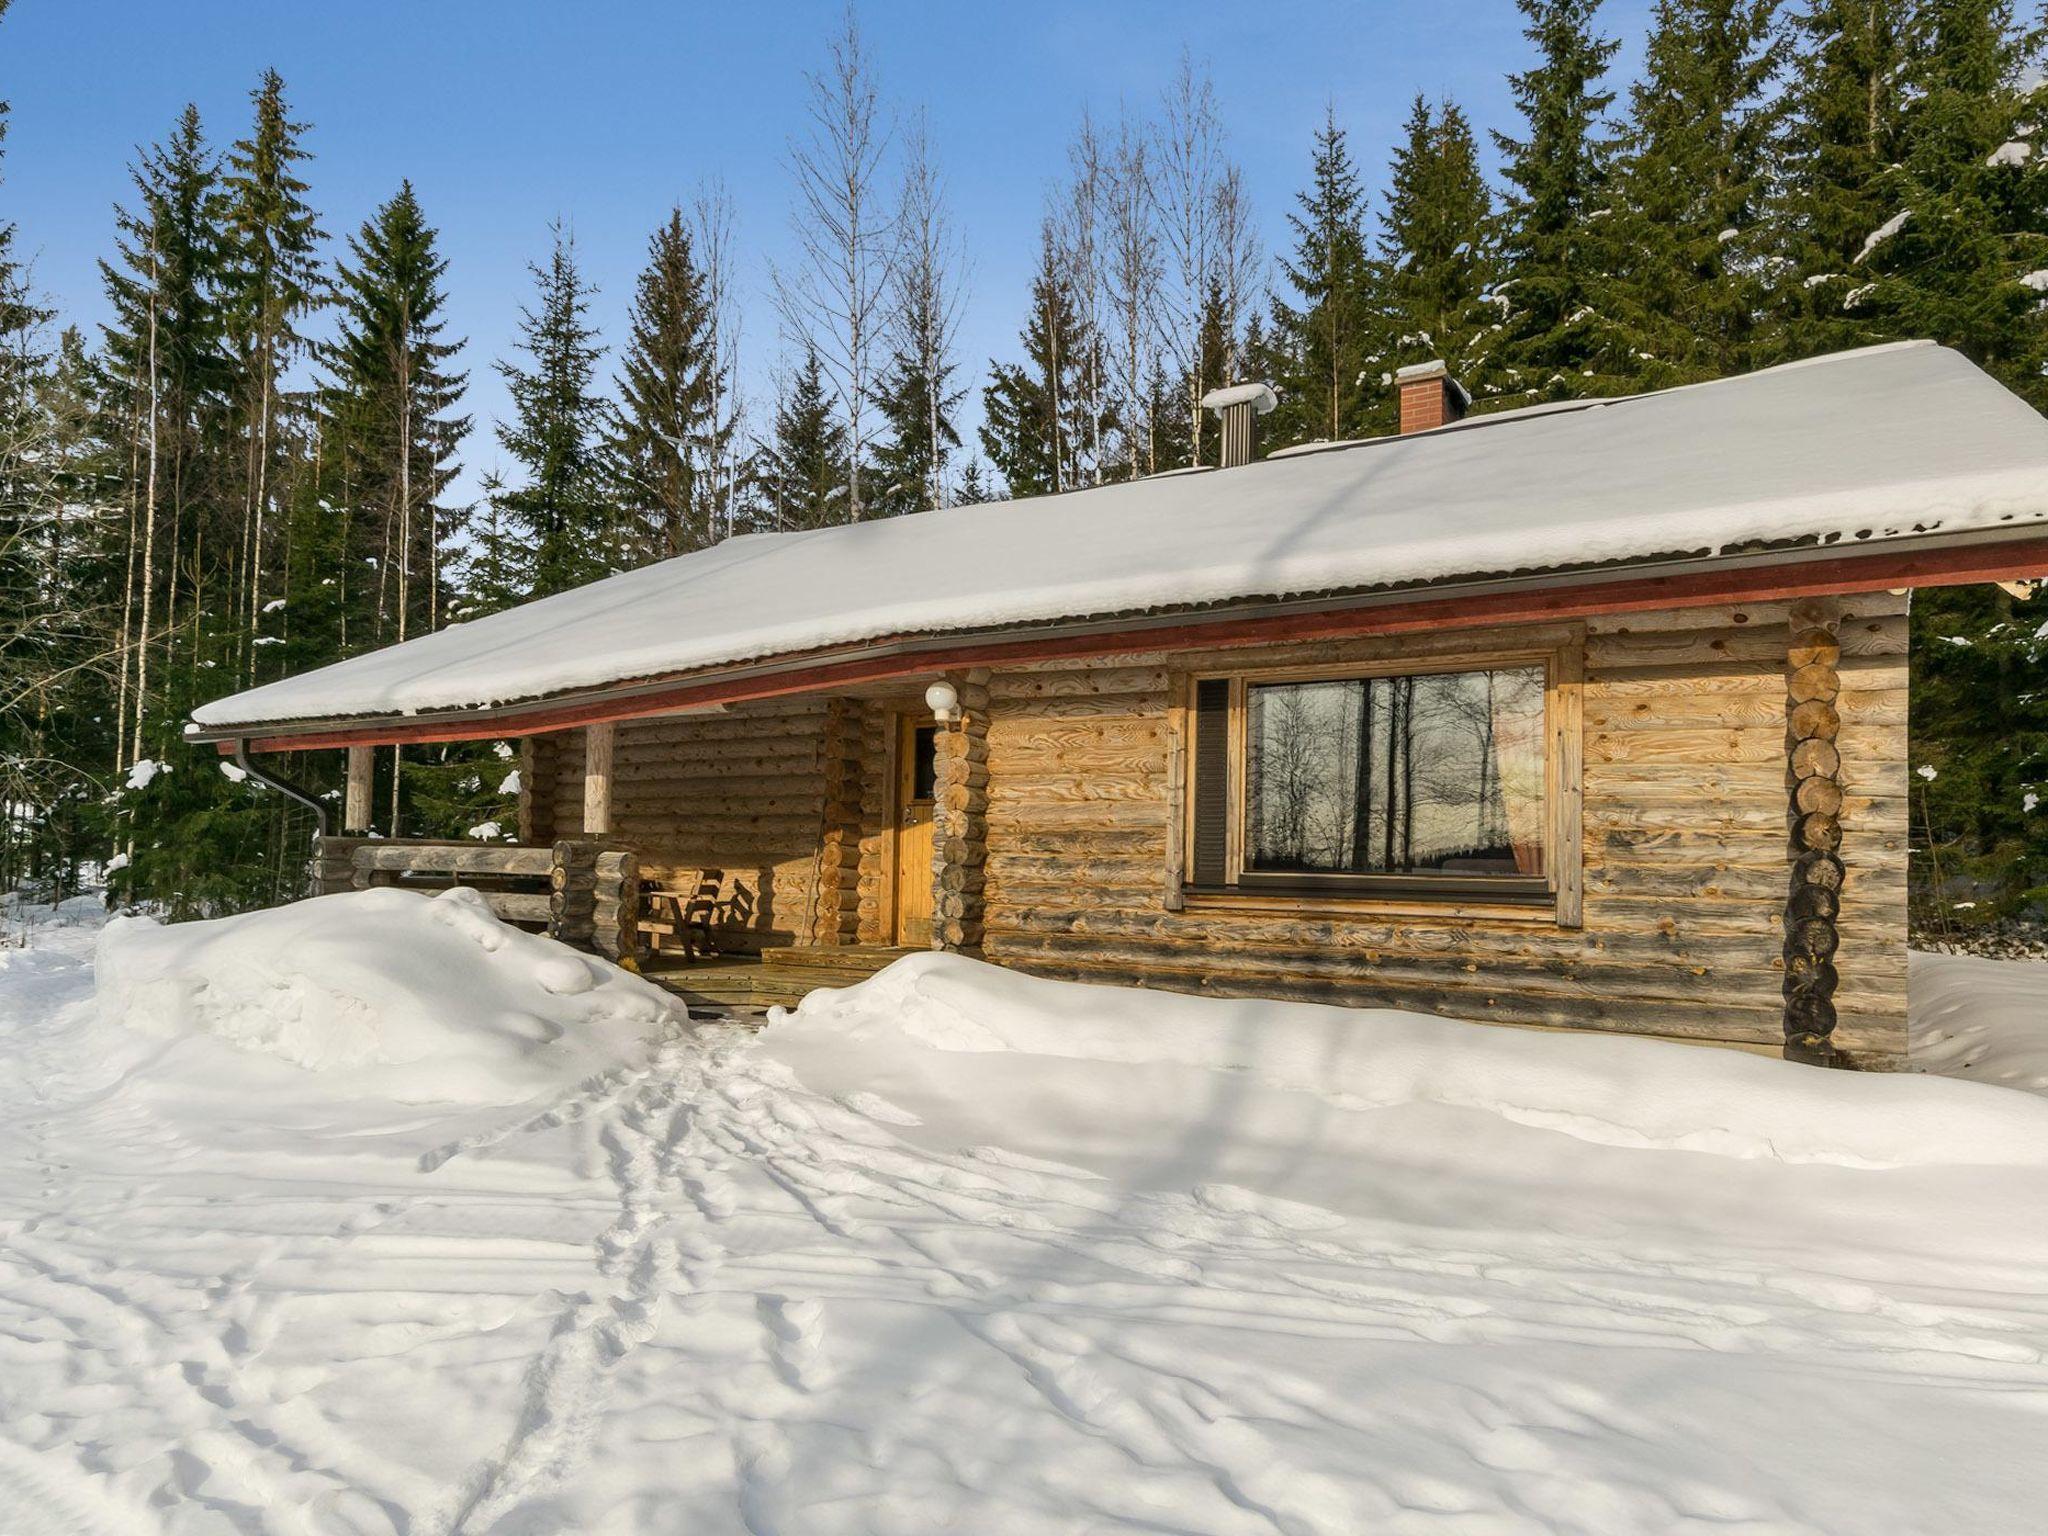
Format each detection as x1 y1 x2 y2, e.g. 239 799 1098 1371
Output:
10 903 2048 1532
780 951 2048 1169
95 886 678 1104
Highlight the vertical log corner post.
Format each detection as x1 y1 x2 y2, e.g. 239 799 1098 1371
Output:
813 699 866 946
1783 598 1846 1065
931 670 991 954
592 847 640 970
550 838 600 951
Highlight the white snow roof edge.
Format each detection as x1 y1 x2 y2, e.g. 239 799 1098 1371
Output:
191 343 2048 733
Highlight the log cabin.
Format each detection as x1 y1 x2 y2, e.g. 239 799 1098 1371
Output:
190 342 2048 1068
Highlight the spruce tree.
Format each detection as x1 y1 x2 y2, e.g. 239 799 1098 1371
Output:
609 208 731 561
870 329 964 517
980 225 1096 496
98 109 297 916
1380 95 1497 399
1848 3 2048 403
497 224 609 596
323 182 467 647
1490 0 1625 400
1596 0 1782 388
1881 6 2048 940
1763 0 1915 357
96 104 237 908
1909 581 2048 942
871 123 966 516
462 470 536 617
98 106 233 680
0 39 82 895
1263 109 1376 447
8 328 123 899
952 457 999 505
220 69 323 676
756 346 849 529
277 422 346 676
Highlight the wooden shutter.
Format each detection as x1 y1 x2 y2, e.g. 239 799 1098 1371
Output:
1191 678 1231 886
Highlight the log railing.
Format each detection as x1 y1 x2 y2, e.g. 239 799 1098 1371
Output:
314 836 640 966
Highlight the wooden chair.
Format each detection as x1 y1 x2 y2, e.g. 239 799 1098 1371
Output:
639 868 726 964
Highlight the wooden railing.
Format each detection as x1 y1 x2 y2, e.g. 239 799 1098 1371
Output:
314 836 640 966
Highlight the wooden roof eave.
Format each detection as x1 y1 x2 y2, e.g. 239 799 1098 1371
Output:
200 525 2048 755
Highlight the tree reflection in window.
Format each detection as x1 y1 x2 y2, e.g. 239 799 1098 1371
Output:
1246 667 1545 877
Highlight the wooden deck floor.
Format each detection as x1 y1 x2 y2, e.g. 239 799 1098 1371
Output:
643 945 917 1011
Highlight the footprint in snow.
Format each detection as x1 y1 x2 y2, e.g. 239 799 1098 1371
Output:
1192 1181 1347 1232
838 1090 921 1126
758 1294 833 1392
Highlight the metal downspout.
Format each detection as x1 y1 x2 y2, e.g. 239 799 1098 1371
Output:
231 738 332 840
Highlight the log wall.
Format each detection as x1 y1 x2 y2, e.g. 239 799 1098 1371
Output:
518 596 1910 1061
532 699 847 953
976 598 1910 1062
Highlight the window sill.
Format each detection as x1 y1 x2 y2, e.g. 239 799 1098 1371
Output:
1179 885 1567 926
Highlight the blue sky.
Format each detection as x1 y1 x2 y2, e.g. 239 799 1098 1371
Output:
2 0 1655 499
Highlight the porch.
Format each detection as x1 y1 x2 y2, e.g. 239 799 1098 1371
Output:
313 691 946 1017
643 945 919 1011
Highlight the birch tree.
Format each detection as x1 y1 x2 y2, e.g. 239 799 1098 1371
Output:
774 5 896 521
1101 111 1161 479
691 183 747 543
1055 114 1111 484
1153 54 1229 466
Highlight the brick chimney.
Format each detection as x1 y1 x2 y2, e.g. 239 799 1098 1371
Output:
1201 382 1277 467
1396 360 1469 434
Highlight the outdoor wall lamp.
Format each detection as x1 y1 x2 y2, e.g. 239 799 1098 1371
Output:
925 680 961 726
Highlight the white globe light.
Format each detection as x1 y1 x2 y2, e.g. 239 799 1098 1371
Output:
924 680 960 722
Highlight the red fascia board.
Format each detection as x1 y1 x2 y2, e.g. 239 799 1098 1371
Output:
223 535 2048 754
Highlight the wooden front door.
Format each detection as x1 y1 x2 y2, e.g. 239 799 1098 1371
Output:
893 716 938 946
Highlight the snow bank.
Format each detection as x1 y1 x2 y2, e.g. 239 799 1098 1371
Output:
95 887 677 1104
1911 949 2048 1093
779 952 2048 1169
14 901 2048 1531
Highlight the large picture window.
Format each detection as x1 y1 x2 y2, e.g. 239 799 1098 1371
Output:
1186 654 1569 907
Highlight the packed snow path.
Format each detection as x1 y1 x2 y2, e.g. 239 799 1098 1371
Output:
4 902 2048 1533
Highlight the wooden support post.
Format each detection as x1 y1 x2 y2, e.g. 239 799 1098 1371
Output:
930 670 991 954
344 745 374 833
1783 598 1844 1066
582 722 614 836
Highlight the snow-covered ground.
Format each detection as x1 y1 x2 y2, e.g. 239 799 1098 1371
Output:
4 891 2048 1534
1909 948 2048 1094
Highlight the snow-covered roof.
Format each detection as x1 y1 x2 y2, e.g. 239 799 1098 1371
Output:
194 343 2048 732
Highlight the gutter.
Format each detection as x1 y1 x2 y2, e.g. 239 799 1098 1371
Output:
190 523 2048 752
231 739 332 838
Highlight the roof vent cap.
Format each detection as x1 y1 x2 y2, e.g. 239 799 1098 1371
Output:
1202 381 1277 467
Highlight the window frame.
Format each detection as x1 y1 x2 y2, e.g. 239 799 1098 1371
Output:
1174 640 1584 927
